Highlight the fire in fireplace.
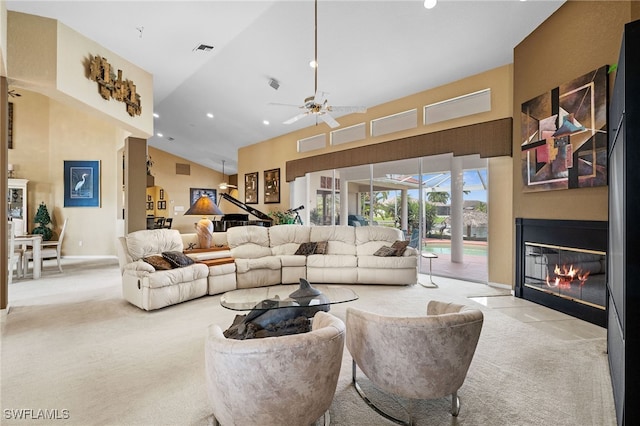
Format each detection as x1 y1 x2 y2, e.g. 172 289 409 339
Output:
524 243 606 309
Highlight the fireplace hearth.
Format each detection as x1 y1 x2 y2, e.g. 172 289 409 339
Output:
515 218 607 327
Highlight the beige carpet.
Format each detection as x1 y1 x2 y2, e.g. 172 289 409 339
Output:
1 258 616 425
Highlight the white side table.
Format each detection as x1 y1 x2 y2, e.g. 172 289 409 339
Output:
420 252 438 288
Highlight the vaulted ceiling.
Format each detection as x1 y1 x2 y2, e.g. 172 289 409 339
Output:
6 0 565 175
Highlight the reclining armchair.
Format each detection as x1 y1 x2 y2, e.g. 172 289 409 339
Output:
346 300 484 424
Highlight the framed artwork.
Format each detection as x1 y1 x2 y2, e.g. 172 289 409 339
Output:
520 65 608 192
64 160 100 207
157 200 166 210
245 172 258 204
147 194 152 201
264 168 280 204
159 189 164 200
146 202 153 210
190 188 217 207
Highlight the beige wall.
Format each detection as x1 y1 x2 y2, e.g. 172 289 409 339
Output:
7 11 153 139
7 89 121 256
0 2 7 76
145 146 225 234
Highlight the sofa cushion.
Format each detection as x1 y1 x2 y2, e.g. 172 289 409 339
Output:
307 254 358 268
391 240 410 256
358 254 418 268
162 251 195 268
295 242 317 256
143 255 174 270
126 229 184 261
309 226 356 255
374 246 397 257
235 257 282 274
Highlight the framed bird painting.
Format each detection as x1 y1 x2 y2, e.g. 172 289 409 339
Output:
64 160 101 207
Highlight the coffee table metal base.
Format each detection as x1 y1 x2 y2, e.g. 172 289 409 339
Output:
420 252 438 288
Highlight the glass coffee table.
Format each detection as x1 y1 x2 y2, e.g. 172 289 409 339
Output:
220 280 358 339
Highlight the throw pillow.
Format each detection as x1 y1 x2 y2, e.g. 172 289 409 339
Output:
143 255 174 270
295 242 318 256
162 251 195 268
391 240 410 256
373 246 397 257
314 241 328 255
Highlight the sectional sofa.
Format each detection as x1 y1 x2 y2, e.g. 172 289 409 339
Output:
116 225 418 310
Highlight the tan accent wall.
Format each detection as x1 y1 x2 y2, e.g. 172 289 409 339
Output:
0 2 7 77
511 0 633 286
488 156 513 286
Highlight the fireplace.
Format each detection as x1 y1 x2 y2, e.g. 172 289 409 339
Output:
515 218 607 327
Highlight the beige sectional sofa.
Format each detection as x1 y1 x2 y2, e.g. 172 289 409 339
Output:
116 225 417 310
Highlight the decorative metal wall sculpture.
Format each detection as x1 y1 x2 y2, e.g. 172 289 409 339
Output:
520 66 608 192
88 55 142 117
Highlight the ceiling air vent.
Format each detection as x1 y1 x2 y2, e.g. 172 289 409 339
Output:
193 44 214 52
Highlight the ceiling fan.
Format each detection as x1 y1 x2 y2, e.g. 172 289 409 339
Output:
271 0 366 129
218 160 237 190
8 88 21 98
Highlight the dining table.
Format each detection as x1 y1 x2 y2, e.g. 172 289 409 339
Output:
15 234 42 279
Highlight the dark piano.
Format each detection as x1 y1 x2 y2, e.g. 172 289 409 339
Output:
214 193 273 232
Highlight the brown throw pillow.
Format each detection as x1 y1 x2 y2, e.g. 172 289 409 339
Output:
374 246 397 257
391 240 410 256
314 241 328 254
295 242 318 256
143 255 174 270
162 251 195 268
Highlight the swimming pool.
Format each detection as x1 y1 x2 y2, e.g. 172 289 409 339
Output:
424 243 487 256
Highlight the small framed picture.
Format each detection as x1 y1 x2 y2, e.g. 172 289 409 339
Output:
245 172 258 204
147 194 152 201
146 202 153 210
157 200 166 210
159 189 165 200
264 168 280 204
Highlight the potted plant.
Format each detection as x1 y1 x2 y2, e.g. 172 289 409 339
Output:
268 210 294 225
32 202 53 241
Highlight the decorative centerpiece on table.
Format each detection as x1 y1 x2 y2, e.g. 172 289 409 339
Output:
32 202 53 241
268 209 295 225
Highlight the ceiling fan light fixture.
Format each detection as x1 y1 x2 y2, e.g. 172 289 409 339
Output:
309 60 318 68
424 0 437 9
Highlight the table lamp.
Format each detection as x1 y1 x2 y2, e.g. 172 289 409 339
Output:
184 195 223 249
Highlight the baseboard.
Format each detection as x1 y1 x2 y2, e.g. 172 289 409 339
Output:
487 282 514 294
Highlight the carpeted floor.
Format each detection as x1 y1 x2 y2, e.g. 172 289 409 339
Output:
1 258 616 425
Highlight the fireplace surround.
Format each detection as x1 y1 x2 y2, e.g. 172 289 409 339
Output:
515 218 607 327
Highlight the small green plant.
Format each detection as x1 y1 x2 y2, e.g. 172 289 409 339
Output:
32 202 53 241
268 210 294 225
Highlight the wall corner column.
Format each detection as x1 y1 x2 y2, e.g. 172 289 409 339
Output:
124 137 147 234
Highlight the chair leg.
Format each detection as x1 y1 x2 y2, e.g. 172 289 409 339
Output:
351 360 412 426
451 391 460 416
56 252 63 272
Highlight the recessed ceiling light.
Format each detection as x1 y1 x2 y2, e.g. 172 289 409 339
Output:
157 132 163 137
263 120 270 125
207 113 214 118
424 0 437 9
153 113 159 118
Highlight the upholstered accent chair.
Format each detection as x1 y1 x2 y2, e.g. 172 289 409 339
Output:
205 311 346 426
346 300 484 424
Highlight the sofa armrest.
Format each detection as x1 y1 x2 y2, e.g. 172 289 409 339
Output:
123 260 155 274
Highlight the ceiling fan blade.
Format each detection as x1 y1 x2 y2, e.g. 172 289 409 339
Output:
327 105 368 114
283 113 309 125
319 113 340 128
269 102 304 109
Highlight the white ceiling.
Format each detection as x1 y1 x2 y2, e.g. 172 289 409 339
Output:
6 0 565 176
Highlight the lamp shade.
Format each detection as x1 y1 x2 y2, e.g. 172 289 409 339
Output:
184 195 223 216
184 195 223 249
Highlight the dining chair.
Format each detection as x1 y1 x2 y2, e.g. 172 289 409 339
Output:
162 217 173 229
154 217 166 229
7 221 24 283
24 218 68 273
